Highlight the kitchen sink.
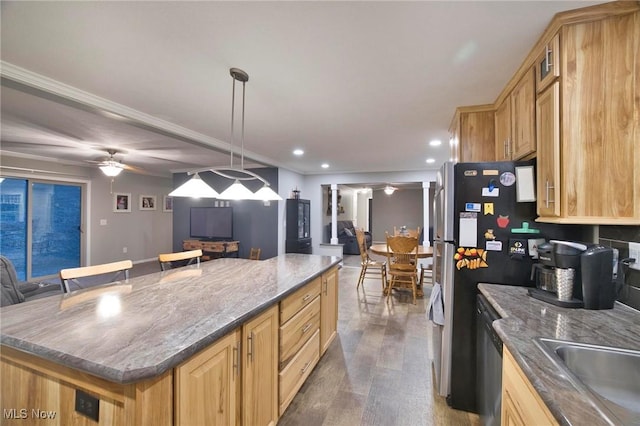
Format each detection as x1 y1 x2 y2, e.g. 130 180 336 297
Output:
536 338 640 425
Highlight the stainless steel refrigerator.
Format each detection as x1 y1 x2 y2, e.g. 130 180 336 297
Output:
431 160 541 413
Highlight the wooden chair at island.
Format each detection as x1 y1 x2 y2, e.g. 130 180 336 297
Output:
158 249 202 271
249 247 262 260
355 228 387 291
385 233 419 304
59 260 133 293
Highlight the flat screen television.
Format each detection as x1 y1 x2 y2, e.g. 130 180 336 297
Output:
190 207 233 240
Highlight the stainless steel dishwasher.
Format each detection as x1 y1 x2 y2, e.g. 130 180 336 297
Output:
476 294 503 426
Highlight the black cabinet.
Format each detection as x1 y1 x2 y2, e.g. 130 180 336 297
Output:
286 199 312 254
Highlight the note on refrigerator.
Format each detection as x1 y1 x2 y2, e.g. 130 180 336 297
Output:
459 212 478 247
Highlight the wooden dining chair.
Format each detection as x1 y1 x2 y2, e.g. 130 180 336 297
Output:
249 247 261 260
385 233 419 304
158 249 202 271
59 260 133 293
393 226 421 238
355 228 387 291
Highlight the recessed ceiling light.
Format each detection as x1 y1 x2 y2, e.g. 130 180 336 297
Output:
426 158 436 164
429 139 442 146
293 149 304 156
321 163 329 169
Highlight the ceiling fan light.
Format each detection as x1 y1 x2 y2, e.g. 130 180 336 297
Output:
384 185 396 195
254 185 283 201
99 162 123 177
218 180 256 200
169 173 219 198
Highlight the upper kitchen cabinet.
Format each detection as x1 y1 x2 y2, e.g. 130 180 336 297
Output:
536 6 640 224
449 105 495 163
535 34 560 93
495 68 536 161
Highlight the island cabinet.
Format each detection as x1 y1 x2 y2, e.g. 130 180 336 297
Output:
502 347 558 426
320 266 339 355
278 276 322 415
535 9 640 224
495 67 536 162
448 105 496 163
173 304 280 426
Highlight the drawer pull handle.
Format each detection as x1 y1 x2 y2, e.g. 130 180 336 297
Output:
302 294 311 302
247 332 254 362
301 361 311 375
302 323 312 334
545 181 555 208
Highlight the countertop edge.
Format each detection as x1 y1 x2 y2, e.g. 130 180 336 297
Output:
1 256 342 384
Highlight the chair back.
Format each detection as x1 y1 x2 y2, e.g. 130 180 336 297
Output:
355 228 369 261
59 260 133 293
249 247 261 260
393 226 421 238
385 233 419 272
158 249 202 271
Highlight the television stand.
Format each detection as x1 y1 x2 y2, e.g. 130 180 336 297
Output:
183 239 239 260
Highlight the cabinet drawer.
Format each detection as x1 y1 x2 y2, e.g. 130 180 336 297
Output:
279 329 320 416
280 296 320 369
280 277 321 324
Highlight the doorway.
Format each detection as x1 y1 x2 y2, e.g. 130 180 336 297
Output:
0 177 84 280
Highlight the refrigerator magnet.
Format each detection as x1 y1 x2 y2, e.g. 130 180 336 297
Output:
484 203 494 215
500 172 516 186
482 187 499 197
484 229 496 240
465 202 481 212
482 169 499 176
486 240 502 251
497 215 510 228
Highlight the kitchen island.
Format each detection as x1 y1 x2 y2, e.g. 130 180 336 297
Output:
478 283 640 426
1 254 341 425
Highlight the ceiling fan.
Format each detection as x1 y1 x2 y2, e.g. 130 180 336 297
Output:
89 149 145 177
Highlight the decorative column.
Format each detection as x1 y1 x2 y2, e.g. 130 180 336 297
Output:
330 184 338 244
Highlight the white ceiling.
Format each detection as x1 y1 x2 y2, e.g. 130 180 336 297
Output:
0 1 603 178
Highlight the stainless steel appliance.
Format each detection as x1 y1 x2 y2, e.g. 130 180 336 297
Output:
476 294 502 426
430 160 589 412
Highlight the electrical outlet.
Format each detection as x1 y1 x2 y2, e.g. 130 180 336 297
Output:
629 242 640 271
75 389 99 422
123 247 128 253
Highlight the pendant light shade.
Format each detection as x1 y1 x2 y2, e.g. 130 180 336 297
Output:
254 184 284 201
168 68 282 202
169 173 219 198
218 179 257 200
99 162 124 177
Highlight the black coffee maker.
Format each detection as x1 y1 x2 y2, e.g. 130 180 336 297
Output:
529 240 616 309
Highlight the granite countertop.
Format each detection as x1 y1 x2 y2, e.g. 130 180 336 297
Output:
0 254 341 384
478 283 640 426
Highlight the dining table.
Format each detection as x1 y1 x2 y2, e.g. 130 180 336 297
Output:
368 243 433 297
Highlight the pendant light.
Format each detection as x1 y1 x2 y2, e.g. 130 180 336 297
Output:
169 68 282 201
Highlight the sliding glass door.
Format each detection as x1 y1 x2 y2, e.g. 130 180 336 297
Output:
0 177 83 281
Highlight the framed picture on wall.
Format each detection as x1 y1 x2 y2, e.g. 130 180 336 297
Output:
163 195 173 212
139 195 156 211
114 193 132 213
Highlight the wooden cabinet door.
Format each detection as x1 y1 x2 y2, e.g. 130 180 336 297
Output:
494 98 511 161
175 330 240 426
510 68 536 160
536 33 560 93
320 267 339 355
459 110 496 162
243 305 279 426
536 82 561 218
502 347 558 426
